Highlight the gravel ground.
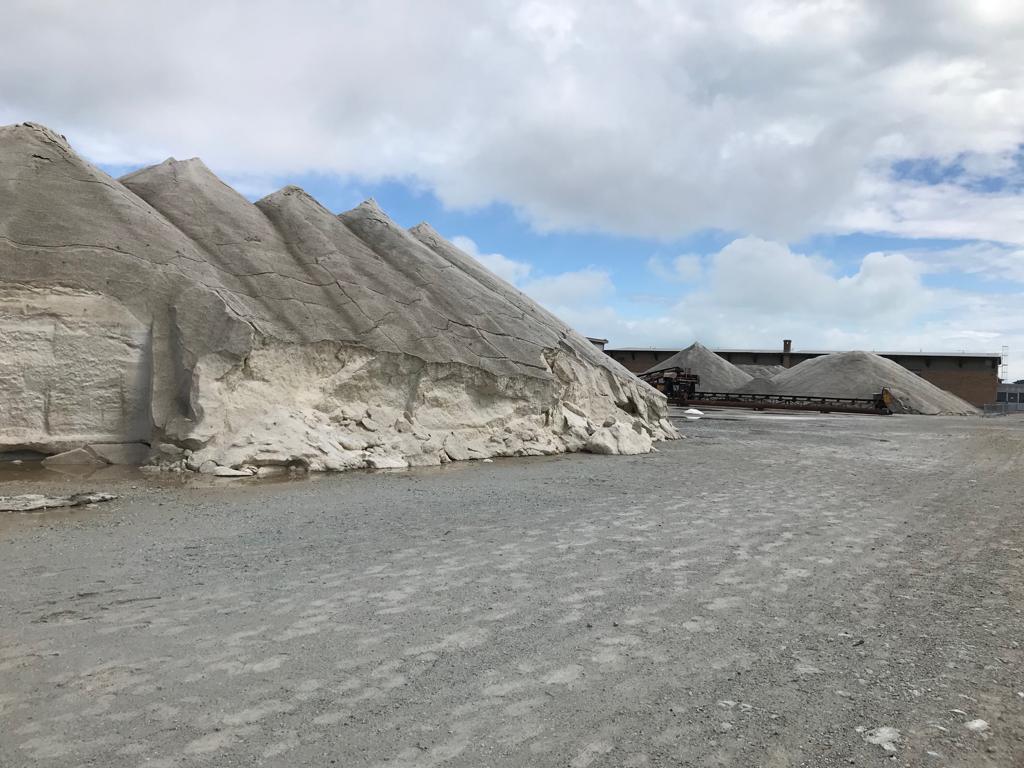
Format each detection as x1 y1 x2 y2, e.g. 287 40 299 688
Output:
2 409 1023 767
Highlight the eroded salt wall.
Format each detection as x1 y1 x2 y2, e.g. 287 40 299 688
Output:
0 286 150 452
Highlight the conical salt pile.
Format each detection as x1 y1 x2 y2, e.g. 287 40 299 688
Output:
0 122 678 472
644 342 753 392
765 351 977 415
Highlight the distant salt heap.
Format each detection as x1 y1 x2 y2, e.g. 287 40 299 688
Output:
644 342 753 392
0 122 677 472
754 351 977 415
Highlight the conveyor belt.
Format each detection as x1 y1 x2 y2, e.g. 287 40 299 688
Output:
669 391 892 415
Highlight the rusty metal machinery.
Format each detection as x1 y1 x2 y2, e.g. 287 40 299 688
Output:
639 367 701 401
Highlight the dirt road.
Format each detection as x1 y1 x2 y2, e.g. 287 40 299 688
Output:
2 410 1022 766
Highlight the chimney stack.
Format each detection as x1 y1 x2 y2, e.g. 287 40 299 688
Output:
783 339 792 368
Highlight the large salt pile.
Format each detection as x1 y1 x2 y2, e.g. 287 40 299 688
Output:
644 342 753 392
736 363 786 380
762 351 977 415
0 122 677 473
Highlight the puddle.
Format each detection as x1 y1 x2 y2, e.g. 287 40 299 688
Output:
0 461 147 484
0 450 592 538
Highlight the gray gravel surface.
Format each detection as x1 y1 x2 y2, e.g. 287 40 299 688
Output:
2 410 1023 767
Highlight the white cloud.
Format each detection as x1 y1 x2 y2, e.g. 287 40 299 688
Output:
616 238 935 349
3 1 1024 241
521 267 614 308
706 237 931 322
450 235 533 284
647 254 703 282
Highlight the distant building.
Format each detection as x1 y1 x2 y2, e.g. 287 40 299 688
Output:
587 337 609 351
996 382 1024 411
603 341 1002 407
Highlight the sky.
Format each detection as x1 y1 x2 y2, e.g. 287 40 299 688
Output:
2 0 1022 379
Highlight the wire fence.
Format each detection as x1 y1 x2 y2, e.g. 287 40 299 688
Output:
983 402 1024 415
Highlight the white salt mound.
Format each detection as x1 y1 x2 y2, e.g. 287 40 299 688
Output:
644 342 753 392
0 122 677 472
761 351 977 415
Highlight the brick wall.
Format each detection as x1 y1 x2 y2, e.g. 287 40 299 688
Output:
901 369 997 407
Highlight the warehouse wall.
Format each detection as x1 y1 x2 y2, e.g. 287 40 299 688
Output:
896 356 999 407
609 350 677 374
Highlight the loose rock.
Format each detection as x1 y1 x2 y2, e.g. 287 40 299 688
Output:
862 726 901 752
212 466 255 477
41 448 105 467
0 492 116 512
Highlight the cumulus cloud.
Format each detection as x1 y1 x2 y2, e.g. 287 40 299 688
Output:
641 238 935 347
2 0 1024 242
706 237 931 322
521 267 614 308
